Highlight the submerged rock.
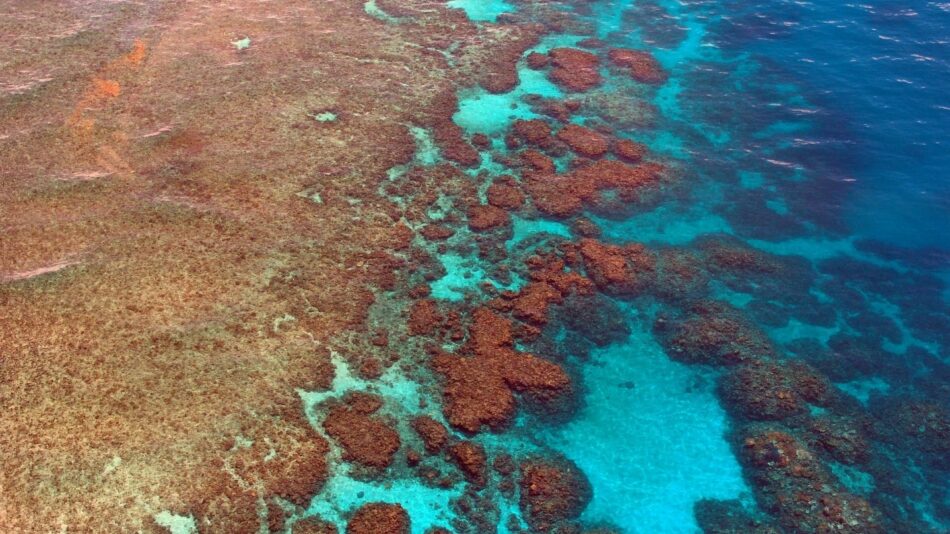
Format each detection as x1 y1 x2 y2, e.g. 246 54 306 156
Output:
548 48 602 92
412 415 449 454
519 455 593 531
432 308 572 433
556 123 609 158
448 441 488 486
607 48 668 84
323 393 400 469
739 427 883 534
346 503 409 534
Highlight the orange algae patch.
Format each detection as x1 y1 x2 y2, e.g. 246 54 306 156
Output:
124 39 147 66
62 39 148 180
93 78 122 98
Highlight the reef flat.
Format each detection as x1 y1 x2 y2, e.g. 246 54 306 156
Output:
1 0 948 533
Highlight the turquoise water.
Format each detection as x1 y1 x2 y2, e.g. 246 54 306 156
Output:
447 0 514 23
542 324 749 532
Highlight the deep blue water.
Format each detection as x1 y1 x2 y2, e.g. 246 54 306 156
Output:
710 0 950 251
303 1 950 532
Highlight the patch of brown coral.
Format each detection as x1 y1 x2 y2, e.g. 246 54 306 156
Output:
432 308 572 433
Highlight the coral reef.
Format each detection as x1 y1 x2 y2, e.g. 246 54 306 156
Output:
519 455 593 532
432 308 572 432
322 393 401 469
448 441 488 486
346 503 410 534
5 0 948 532
547 48 603 92
556 124 609 158
607 48 668 84
739 427 883 533
0 0 563 528
412 416 450 454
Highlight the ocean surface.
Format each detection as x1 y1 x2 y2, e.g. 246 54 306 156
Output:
3 0 948 532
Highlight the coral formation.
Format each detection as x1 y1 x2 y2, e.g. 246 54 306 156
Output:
346 503 410 534
524 158 665 218
519 455 593 531
694 499 780 534
323 393 401 469
547 48 603 92
512 118 554 145
656 302 776 366
432 308 572 432
487 176 526 210
556 123 610 158
468 204 511 231
293 516 340 534
574 238 656 295
607 48 668 84
412 416 450 454
448 441 488 486
612 138 647 163
739 428 883 533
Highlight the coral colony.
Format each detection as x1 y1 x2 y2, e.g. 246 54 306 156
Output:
1 0 947 533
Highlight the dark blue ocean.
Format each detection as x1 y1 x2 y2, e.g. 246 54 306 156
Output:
298 0 950 532
717 0 950 252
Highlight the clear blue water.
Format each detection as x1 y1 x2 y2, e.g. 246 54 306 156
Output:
307 0 950 532
447 0 515 22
